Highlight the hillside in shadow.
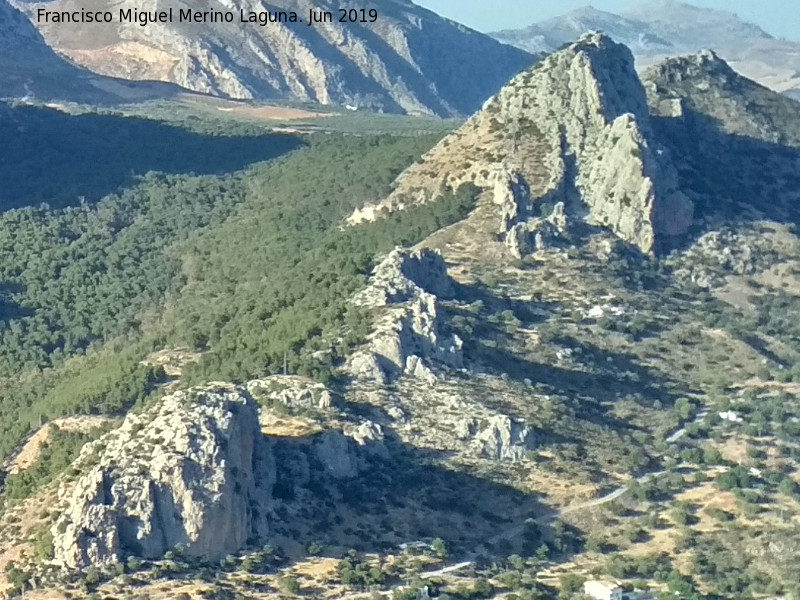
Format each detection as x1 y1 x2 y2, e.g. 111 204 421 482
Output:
0 103 303 211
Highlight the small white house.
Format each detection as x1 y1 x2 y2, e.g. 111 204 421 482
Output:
584 580 623 600
719 411 742 423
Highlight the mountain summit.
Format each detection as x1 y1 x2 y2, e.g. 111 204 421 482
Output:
16 0 533 116
351 32 692 254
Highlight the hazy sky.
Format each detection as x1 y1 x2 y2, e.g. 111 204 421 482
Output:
415 0 800 41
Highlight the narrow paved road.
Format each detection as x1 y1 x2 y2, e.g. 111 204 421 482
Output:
419 561 473 578
461 407 711 561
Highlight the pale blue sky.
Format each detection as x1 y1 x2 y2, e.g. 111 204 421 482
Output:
415 0 800 41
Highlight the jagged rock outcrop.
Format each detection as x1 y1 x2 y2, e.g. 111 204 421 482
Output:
313 420 387 479
493 170 533 233
456 415 536 462
348 248 462 383
349 32 694 254
247 376 332 411
506 201 568 258
18 0 532 116
50 384 269 569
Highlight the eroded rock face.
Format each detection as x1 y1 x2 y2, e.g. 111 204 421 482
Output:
350 32 694 254
506 202 569 258
313 420 387 479
349 249 462 383
51 384 269 569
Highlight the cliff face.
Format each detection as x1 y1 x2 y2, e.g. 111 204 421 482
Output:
46 379 393 570
51 384 270 569
350 33 693 254
18 0 532 116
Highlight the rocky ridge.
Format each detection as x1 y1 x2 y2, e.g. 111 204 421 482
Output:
17 0 533 116
342 247 538 465
643 50 800 147
347 248 463 384
349 32 693 255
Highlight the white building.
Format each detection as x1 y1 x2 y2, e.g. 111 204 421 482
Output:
719 411 742 423
584 580 623 600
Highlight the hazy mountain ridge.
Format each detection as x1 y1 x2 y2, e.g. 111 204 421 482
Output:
15 0 533 116
492 0 800 99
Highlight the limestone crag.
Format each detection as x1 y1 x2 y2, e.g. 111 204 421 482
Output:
493 170 533 233
353 376 539 464
348 248 462 383
50 384 269 569
356 247 455 306
313 420 387 479
350 32 694 254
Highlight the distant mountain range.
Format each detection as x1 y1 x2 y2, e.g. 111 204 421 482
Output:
491 0 800 100
11 0 533 116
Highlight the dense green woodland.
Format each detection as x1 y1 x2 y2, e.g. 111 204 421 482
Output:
0 102 471 466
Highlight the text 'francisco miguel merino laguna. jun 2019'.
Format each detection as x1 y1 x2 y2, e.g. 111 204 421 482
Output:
36 6 380 26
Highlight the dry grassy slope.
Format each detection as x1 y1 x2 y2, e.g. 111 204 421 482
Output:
3 416 113 476
346 45 571 223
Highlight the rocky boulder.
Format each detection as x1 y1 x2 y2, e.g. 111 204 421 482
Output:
50 384 269 569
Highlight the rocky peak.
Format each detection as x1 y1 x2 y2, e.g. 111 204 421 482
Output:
517 31 652 125
646 50 740 87
351 33 693 254
643 51 800 147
